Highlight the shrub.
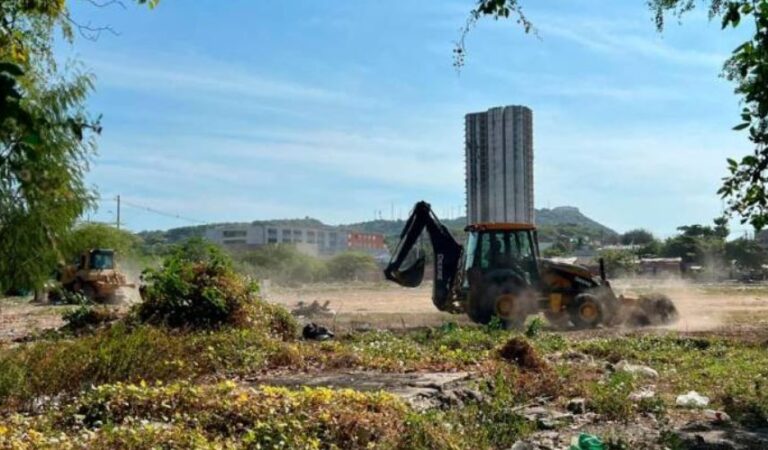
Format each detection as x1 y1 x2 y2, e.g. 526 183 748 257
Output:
236 244 327 285
327 251 378 281
137 238 297 335
62 305 119 330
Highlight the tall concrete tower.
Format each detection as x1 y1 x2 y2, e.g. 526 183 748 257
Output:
465 105 533 225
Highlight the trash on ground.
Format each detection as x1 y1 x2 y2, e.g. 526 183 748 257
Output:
570 432 605 450
302 322 334 340
676 391 710 408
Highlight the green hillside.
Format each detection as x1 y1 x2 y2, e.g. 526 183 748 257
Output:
137 206 617 246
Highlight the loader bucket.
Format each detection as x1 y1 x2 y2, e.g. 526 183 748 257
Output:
621 293 679 327
385 255 426 287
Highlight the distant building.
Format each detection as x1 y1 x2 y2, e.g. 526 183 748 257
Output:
204 223 389 258
465 105 534 225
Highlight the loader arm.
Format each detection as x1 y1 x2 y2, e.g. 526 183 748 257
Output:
384 201 463 311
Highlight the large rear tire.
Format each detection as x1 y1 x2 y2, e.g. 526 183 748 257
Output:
568 293 605 329
467 277 528 327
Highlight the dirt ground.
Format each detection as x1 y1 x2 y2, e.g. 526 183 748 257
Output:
268 278 768 335
2 279 768 343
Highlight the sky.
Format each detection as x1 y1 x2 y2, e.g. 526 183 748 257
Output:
64 0 752 237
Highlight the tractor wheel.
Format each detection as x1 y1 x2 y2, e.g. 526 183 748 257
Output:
80 283 96 303
568 293 605 329
467 278 528 327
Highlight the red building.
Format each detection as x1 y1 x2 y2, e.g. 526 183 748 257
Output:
347 232 387 251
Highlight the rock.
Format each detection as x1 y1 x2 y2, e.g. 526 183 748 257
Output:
567 397 587 414
676 391 710 408
521 406 573 430
628 386 656 402
704 409 731 423
509 441 535 450
615 360 659 378
674 421 768 449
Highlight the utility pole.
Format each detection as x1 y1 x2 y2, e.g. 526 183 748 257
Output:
116 195 121 230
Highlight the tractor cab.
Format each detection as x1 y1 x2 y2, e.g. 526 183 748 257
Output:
87 249 115 270
462 223 541 287
460 223 545 325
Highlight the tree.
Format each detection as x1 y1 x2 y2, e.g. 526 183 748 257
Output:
598 248 638 277
0 1 154 292
62 223 142 262
725 237 768 270
621 229 655 246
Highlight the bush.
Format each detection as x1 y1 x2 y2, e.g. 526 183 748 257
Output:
62 305 119 330
327 251 379 281
137 238 297 335
236 244 327 285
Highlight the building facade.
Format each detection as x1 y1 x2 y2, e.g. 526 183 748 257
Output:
465 105 534 225
205 223 388 258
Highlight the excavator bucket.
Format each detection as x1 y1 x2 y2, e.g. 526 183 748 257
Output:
386 255 426 287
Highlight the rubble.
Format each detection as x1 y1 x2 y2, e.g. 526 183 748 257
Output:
628 386 656 402
614 360 659 378
673 421 768 449
291 300 335 318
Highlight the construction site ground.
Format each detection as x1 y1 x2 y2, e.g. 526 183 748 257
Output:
3 279 768 448
2 279 768 343
267 278 768 336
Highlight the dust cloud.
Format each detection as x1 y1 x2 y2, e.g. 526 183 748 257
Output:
611 277 768 331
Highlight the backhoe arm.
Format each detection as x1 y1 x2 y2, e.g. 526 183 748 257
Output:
384 201 463 311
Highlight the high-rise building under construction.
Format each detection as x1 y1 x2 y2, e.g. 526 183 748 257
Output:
465 105 534 225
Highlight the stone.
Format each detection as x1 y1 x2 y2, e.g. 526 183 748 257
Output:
615 360 659 378
674 421 768 450
509 441 535 450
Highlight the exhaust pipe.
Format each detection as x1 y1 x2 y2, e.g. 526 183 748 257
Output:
599 257 607 282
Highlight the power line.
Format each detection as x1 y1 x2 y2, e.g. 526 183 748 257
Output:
96 196 207 225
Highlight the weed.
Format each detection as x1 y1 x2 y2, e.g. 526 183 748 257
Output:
524 316 544 338
588 371 636 421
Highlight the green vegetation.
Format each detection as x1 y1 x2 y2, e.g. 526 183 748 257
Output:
0 1 154 294
62 223 142 262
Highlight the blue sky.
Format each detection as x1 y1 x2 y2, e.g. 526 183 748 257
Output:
65 0 751 237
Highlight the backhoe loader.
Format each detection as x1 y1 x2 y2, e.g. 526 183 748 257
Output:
384 201 678 329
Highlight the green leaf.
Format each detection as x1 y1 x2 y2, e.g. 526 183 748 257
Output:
733 122 751 131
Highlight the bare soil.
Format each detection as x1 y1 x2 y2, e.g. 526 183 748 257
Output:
3 279 768 343
268 279 768 335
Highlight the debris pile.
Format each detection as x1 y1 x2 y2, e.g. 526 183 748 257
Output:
498 337 547 371
291 300 335 318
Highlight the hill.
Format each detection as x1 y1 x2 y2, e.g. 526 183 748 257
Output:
137 206 617 246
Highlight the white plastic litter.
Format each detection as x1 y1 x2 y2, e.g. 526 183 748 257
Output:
615 360 659 378
676 391 710 408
